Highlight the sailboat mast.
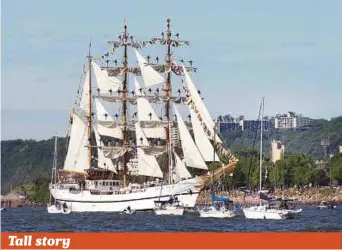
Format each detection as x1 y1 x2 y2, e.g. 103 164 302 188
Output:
122 19 129 187
212 121 218 188
49 135 58 205
259 97 264 194
168 120 173 184
87 42 93 168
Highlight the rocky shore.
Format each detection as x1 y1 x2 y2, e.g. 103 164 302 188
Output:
196 187 342 205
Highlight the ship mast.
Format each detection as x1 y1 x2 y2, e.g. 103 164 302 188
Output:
105 19 147 187
152 18 194 184
165 18 172 143
121 19 129 187
165 18 172 184
87 41 93 168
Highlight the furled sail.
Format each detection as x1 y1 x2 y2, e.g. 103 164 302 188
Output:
134 48 165 87
63 113 89 173
95 99 123 139
173 151 192 182
189 108 219 162
181 64 222 143
135 122 163 178
93 126 117 173
173 104 207 170
92 61 121 93
134 78 166 139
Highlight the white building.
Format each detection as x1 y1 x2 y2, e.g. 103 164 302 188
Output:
271 140 285 163
339 145 342 153
274 111 311 129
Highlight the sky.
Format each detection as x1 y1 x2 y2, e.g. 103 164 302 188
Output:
1 0 342 140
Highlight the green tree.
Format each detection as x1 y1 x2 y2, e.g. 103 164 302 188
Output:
330 153 342 184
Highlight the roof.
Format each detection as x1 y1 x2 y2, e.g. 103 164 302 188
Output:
1 192 22 201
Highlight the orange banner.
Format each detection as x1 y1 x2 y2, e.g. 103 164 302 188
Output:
1 232 341 249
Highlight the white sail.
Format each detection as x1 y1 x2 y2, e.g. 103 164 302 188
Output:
182 64 222 143
134 48 165 87
135 122 163 178
189 108 219 162
63 113 88 173
93 126 117 173
134 78 165 139
79 71 90 115
95 99 123 140
173 104 207 170
173 151 191 182
92 61 121 93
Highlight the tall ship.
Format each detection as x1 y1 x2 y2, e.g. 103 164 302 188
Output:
49 18 238 212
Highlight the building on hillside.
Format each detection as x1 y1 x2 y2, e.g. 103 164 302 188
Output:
271 140 285 163
1 192 26 208
274 112 311 129
217 115 273 133
339 145 342 153
218 122 240 133
240 119 273 132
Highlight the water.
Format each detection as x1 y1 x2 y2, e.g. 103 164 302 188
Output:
1 205 341 232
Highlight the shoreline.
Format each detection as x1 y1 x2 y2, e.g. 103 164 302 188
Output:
196 187 342 205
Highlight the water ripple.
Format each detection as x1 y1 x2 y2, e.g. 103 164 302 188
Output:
1 206 341 232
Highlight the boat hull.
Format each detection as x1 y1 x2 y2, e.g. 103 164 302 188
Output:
50 178 201 212
199 209 235 218
243 206 290 220
154 207 184 216
47 205 71 214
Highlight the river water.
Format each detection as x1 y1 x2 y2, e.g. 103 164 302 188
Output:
1 205 341 232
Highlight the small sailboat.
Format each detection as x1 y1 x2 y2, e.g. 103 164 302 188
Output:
198 122 236 218
199 192 236 218
153 121 185 216
47 136 72 214
154 196 184 216
243 98 295 220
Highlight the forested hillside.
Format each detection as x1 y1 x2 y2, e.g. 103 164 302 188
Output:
1 116 342 196
222 116 342 158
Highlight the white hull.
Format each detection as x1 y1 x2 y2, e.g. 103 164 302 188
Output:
243 205 291 220
317 205 336 209
47 205 71 214
154 207 184 216
199 210 235 218
286 208 303 215
50 178 200 212
121 210 136 215
199 207 236 218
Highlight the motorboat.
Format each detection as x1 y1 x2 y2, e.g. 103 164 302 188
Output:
317 201 337 209
154 196 184 216
47 202 71 214
121 206 136 214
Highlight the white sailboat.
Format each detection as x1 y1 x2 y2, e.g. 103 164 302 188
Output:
154 121 185 216
49 19 238 212
198 122 236 218
243 98 295 220
47 136 71 214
